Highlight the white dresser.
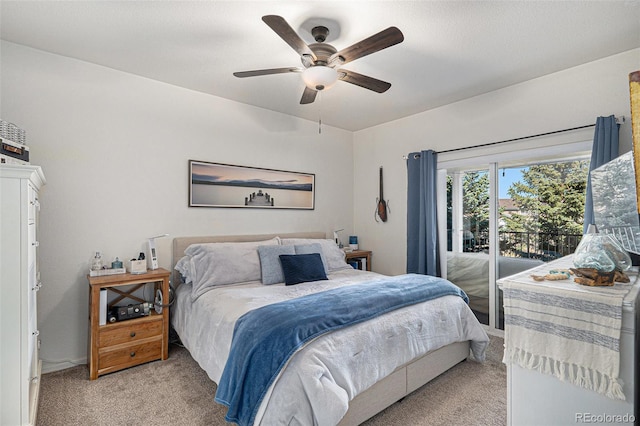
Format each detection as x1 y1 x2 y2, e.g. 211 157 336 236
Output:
499 256 638 426
0 164 46 426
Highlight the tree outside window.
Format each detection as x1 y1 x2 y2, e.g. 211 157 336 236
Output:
448 160 589 260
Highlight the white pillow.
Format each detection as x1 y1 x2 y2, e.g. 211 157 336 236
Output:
280 238 349 271
183 237 279 256
179 237 279 300
175 255 195 284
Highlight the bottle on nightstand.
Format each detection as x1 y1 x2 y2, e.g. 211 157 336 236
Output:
91 251 103 271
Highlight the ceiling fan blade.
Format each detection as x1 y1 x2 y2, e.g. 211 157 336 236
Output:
338 69 392 93
330 27 404 66
233 67 301 78
300 86 317 104
262 15 317 61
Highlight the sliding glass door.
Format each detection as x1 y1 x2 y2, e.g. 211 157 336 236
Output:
444 157 589 331
446 169 491 325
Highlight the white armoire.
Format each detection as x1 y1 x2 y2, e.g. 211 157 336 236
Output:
0 164 46 425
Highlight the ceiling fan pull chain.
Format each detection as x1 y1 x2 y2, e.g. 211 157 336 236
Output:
318 91 322 134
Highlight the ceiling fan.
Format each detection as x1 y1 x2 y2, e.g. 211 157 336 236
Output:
233 15 404 104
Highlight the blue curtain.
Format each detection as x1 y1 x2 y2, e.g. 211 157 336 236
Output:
406 150 440 276
583 115 620 233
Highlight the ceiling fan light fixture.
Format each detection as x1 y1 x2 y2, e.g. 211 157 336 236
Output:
302 65 338 91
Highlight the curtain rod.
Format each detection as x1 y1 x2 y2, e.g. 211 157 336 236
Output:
403 116 625 159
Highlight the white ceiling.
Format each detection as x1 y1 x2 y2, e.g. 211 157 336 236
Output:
2 1 640 131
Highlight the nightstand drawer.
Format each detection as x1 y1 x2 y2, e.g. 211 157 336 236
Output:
98 339 162 371
100 318 162 347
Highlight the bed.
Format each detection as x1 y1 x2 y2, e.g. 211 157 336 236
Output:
171 232 489 426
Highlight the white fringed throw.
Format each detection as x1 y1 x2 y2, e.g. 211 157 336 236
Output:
502 257 633 400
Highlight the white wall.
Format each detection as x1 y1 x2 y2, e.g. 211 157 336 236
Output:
353 48 639 276
1 41 355 371
3 40 637 372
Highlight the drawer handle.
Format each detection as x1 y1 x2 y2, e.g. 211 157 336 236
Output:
130 352 136 358
130 332 136 338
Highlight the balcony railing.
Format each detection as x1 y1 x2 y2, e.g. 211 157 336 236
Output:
457 230 583 262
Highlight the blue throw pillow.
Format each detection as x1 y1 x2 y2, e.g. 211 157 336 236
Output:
293 243 329 273
279 253 329 286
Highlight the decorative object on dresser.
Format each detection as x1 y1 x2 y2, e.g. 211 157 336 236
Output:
87 268 171 380
589 150 640 266
0 164 46 425
571 223 633 286
1 136 30 164
0 119 29 165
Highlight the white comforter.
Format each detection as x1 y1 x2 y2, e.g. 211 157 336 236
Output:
172 268 489 425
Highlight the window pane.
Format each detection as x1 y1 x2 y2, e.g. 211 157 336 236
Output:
447 170 490 325
499 161 588 261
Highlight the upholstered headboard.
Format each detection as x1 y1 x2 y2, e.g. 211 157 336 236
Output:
171 232 326 285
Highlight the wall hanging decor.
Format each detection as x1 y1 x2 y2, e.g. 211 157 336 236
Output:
189 160 315 209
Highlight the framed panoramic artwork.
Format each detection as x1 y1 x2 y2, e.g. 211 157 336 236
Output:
189 160 315 209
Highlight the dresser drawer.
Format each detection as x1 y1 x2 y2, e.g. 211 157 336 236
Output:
99 318 162 347
98 339 162 371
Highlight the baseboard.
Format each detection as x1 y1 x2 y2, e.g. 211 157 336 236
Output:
42 356 87 374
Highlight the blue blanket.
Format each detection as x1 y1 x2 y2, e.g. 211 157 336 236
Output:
214 273 468 426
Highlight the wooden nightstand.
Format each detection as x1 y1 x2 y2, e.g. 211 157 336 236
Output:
345 250 372 271
87 268 170 380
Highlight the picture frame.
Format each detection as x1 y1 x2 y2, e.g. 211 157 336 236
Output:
189 160 315 209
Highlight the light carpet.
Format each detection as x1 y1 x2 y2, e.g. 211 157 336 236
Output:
37 335 506 426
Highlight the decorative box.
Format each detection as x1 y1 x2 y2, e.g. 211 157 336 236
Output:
128 260 147 274
89 267 126 277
